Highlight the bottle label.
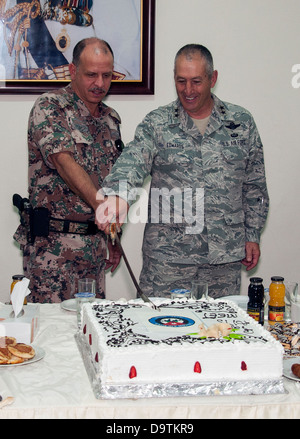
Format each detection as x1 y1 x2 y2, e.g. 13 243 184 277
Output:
268 305 285 324
247 307 264 324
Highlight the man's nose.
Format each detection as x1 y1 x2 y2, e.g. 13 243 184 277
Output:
94 75 104 88
185 81 193 95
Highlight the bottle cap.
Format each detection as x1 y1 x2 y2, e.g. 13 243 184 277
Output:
250 277 263 283
271 276 284 282
12 274 25 280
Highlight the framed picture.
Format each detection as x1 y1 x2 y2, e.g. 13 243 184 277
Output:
0 0 155 95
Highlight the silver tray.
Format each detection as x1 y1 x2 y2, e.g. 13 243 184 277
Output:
75 332 286 399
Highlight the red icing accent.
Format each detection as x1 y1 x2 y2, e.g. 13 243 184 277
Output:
89 334 92 345
129 366 137 379
241 361 247 371
83 324 87 334
95 352 99 363
194 361 202 373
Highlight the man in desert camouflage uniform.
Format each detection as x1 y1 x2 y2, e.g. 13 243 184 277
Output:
14 38 123 303
96 44 269 298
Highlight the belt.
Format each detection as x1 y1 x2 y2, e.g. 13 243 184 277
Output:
49 218 102 236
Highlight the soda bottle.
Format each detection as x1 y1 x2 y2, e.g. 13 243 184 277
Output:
247 277 264 325
268 276 285 325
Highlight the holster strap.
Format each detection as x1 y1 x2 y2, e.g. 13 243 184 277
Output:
49 217 102 236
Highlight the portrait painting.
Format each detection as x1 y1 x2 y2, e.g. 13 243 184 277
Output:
0 0 155 94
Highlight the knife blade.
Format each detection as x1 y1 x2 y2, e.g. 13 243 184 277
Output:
110 225 158 310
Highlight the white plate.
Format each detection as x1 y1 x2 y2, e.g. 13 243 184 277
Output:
222 295 249 311
60 298 103 312
0 345 45 367
283 357 300 382
60 298 77 312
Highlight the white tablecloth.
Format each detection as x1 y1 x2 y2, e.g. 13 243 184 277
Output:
0 304 300 419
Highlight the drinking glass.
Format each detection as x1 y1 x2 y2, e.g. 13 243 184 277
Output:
75 278 96 328
78 278 96 295
191 281 208 300
285 282 298 322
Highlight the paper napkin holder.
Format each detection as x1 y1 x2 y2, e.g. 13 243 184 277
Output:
0 304 40 344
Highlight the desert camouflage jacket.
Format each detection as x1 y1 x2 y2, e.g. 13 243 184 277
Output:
15 85 122 246
103 94 269 265
28 84 122 220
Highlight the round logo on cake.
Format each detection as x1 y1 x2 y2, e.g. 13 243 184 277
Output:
149 315 195 327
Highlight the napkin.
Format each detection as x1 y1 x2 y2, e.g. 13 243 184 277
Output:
11 277 31 318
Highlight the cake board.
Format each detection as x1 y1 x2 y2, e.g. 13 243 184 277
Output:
75 332 286 400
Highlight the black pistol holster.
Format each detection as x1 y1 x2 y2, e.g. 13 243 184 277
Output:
13 194 99 244
13 194 35 243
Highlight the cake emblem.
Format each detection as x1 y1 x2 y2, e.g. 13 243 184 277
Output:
148 315 195 327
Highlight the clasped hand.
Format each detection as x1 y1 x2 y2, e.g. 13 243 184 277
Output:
95 192 129 234
95 192 129 272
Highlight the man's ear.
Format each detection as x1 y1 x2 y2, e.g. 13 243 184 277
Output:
211 70 218 88
69 63 77 80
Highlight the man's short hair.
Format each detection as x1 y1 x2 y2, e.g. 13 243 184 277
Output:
72 38 114 67
174 44 214 78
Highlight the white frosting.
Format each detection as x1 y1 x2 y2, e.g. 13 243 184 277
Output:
81 298 283 386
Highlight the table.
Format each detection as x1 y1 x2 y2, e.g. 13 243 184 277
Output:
0 304 300 419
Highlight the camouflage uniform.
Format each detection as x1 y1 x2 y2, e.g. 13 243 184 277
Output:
103 94 269 298
14 84 122 303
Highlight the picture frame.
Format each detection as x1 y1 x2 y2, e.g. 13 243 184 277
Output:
0 0 155 95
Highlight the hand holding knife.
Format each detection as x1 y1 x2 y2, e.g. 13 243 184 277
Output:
110 224 159 310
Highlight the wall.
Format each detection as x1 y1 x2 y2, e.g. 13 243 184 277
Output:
0 0 299 303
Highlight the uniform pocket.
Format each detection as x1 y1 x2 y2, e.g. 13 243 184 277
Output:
155 147 193 167
223 210 245 225
221 143 248 164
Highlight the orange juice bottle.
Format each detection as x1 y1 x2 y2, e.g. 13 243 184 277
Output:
268 276 285 325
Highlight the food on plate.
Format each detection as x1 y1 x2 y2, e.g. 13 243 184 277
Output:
0 347 11 363
0 336 17 348
0 346 24 364
8 343 35 360
291 363 300 378
269 322 300 356
0 339 35 364
8 355 24 364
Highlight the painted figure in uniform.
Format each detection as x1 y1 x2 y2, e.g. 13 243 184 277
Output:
0 0 139 81
96 44 269 298
14 37 123 302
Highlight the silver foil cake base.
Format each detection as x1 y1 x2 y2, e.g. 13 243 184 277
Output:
75 333 286 400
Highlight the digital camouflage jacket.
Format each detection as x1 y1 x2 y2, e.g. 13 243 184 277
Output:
103 94 269 265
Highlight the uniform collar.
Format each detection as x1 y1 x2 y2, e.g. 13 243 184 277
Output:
206 94 241 135
210 94 232 123
170 94 236 136
63 84 121 123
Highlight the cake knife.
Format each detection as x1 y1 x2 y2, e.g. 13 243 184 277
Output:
110 224 159 310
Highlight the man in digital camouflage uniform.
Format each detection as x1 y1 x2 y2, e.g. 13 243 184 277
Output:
14 38 123 303
96 44 269 298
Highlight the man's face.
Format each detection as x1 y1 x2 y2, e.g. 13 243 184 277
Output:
69 43 114 115
174 54 218 118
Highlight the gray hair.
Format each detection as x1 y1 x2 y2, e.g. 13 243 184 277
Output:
72 38 114 67
174 44 214 78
